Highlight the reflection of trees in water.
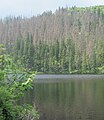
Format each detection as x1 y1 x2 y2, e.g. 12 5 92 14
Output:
19 79 104 120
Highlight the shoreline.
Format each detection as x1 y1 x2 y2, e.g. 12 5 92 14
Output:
35 74 104 80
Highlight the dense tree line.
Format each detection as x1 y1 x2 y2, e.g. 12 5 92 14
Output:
12 33 104 74
0 6 104 74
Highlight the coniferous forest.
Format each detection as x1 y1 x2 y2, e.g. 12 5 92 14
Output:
0 6 104 74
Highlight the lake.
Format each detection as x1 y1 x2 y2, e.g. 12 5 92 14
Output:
20 75 104 120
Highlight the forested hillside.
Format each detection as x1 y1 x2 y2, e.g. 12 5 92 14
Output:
0 6 104 74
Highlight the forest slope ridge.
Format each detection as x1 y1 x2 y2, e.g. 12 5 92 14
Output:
0 5 104 74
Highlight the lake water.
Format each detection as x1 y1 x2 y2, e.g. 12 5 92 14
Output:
21 75 104 120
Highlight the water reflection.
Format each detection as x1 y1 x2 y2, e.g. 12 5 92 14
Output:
21 76 104 120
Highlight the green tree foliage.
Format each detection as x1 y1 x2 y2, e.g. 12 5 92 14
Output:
13 34 104 74
0 44 39 120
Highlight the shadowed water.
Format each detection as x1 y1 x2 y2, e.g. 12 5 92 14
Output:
20 75 104 120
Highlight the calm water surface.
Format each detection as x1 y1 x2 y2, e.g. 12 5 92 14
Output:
21 75 104 120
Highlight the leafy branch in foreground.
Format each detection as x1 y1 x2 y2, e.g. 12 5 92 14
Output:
0 44 39 120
